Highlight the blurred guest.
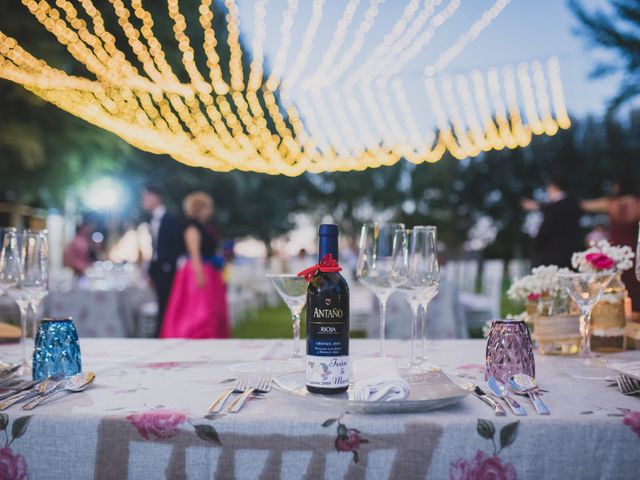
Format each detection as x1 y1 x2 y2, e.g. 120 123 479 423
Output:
63 222 96 276
161 192 229 338
141 185 183 337
585 224 609 246
521 177 582 268
581 179 640 312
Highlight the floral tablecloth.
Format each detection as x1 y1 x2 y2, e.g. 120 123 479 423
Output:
0 339 638 479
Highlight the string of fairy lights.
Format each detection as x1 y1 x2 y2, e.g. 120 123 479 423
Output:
0 0 571 176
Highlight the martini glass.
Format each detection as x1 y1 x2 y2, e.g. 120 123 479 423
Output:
557 271 615 379
266 274 308 363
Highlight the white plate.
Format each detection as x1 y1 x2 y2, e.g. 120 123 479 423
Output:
274 371 471 414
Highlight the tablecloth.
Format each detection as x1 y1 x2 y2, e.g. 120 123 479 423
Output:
45 289 156 338
0 339 638 479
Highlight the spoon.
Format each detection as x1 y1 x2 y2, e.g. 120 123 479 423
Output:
0 377 61 410
487 376 527 416
22 372 95 410
509 373 550 415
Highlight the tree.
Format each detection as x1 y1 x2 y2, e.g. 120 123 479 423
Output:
570 0 640 110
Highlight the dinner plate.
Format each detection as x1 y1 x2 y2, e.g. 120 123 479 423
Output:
274 370 471 414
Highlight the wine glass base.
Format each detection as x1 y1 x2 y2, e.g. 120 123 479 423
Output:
17 364 32 377
567 358 615 380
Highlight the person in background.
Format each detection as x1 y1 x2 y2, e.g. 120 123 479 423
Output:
141 185 183 337
585 224 609 246
161 192 229 338
521 177 582 268
581 179 640 314
63 221 96 276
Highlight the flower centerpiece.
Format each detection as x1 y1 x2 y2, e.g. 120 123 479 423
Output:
507 265 579 355
507 265 571 315
571 240 632 353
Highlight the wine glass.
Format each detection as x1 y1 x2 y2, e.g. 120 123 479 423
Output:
356 222 405 356
0 232 29 373
557 271 615 379
0 227 17 297
266 274 307 362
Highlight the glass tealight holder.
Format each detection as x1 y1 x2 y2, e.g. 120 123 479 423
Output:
485 320 535 382
32 317 81 381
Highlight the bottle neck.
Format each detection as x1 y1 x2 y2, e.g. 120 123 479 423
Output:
318 235 339 262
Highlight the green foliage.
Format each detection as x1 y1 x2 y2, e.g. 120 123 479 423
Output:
571 0 640 110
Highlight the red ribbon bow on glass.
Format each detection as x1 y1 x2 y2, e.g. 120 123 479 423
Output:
297 254 342 282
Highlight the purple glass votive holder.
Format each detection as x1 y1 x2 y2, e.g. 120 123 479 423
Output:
485 320 535 382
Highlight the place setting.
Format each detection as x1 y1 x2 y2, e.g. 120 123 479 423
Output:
2 0 640 478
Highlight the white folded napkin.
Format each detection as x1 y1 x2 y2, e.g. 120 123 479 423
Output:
352 357 410 402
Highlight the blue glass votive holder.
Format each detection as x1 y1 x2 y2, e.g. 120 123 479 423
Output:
32 317 82 381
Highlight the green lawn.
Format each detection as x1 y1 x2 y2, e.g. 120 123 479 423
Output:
232 305 366 339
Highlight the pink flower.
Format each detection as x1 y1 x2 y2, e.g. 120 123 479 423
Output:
623 411 640 437
527 292 541 301
0 447 29 480
126 410 187 441
450 450 517 480
335 428 363 452
585 253 615 271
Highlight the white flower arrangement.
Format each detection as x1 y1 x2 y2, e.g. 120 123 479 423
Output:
571 240 634 273
507 265 571 303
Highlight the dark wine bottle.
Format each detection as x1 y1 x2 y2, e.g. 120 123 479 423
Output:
305 224 350 394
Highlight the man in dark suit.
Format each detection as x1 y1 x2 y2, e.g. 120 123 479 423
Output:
522 177 583 268
142 186 184 337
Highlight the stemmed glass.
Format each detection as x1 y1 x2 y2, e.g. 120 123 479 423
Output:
557 271 614 379
0 228 17 297
266 274 308 363
26 230 48 338
392 227 440 372
357 222 405 356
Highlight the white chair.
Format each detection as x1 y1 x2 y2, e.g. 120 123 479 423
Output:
508 258 530 283
459 259 504 329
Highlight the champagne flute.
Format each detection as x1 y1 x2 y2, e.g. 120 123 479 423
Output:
25 230 48 338
557 271 614 379
267 274 307 362
356 222 405 356
401 227 440 371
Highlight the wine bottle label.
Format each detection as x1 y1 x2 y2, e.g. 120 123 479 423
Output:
306 301 349 389
306 355 349 388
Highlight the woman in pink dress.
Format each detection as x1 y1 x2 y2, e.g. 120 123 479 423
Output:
161 192 230 338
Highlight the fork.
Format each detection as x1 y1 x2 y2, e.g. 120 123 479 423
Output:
617 375 640 395
227 376 272 414
208 377 248 414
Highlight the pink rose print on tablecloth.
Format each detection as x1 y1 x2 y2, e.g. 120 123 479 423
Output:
127 410 188 441
0 447 29 480
623 411 640 437
322 415 369 463
450 419 519 480
450 450 517 480
0 414 32 480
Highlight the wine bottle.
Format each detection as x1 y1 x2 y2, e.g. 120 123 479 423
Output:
305 224 350 394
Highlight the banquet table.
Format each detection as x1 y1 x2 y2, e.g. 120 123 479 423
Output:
0 339 638 480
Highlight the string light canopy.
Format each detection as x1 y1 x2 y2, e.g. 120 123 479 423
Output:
0 0 570 176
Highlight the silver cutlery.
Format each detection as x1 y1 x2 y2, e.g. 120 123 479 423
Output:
227 376 272 414
0 380 40 401
617 374 640 395
472 385 506 416
509 374 550 415
0 377 61 410
22 372 95 410
487 376 527 416
209 377 248 414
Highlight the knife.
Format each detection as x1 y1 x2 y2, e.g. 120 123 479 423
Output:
473 386 506 416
